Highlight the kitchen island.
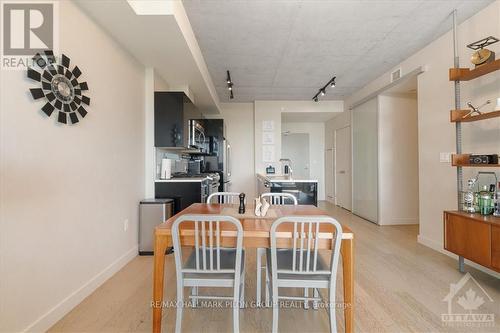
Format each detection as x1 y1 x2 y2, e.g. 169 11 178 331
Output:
257 173 318 206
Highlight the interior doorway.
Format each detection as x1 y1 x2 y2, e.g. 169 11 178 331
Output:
335 126 352 210
281 133 310 179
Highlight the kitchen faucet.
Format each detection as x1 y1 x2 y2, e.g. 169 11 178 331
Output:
279 158 293 178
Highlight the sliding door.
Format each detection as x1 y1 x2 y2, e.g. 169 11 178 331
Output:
352 98 378 223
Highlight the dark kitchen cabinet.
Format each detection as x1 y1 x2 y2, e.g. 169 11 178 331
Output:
270 182 318 206
154 92 185 147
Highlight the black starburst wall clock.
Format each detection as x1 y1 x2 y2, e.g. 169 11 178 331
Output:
27 50 90 124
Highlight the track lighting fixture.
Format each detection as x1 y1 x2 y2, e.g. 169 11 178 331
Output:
312 76 336 102
226 70 234 99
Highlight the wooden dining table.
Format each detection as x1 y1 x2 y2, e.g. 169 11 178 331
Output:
152 203 354 333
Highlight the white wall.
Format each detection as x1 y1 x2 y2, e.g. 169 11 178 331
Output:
0 1 145 331
282 123 326 200
207 103 256 198
378 94 419 225
344 2 500 257
254 100 343 175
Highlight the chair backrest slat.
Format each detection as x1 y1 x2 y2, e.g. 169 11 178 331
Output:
260 192 298 206
216 220 221 270
292 221 297 272
306 222 312 272
194 220 200 270
299 222 305 272
201 220 207 270
313 222 319 272
209 220 214 270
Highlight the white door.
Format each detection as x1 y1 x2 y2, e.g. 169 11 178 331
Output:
352 98 378 223
281 133 310 179
325 148 335 202
335 126 352 210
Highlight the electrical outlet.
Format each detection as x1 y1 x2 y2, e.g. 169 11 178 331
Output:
123 219 129 232
440 152 452 163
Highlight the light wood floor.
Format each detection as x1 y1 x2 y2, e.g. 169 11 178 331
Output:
50 202 500 333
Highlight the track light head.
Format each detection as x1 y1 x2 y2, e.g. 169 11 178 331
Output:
320 89 326 96
330 80 336 87
313 96 319 102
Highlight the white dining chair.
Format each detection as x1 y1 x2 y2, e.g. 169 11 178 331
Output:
256 193 297 307
207 192 242 204
268 216 343 333
171 214 245 333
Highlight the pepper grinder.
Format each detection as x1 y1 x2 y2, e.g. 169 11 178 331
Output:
238 193 246 214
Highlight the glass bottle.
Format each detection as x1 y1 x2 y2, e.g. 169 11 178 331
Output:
479 185 493 216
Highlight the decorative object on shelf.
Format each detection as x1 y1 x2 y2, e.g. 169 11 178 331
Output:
226 70 234 99
312 76 336 102
463 178 478 213
460 172 498 214
467 36 499 67
265 165 276 174
464 100 491 117
468 154 499 165
479 185 494 215
27 50 90 124
494 182 500 217
238 193 246 214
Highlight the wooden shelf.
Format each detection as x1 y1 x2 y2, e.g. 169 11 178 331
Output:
450 109 500 122
449 59 500 81
452 154 500 167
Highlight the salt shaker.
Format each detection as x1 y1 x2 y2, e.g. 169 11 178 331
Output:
238 193 246 214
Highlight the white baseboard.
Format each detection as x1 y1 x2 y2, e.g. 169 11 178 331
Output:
417 235 500 279
23 245 138 333
379 217 419 225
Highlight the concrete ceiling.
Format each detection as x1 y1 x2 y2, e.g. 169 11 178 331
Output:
183 0 493 102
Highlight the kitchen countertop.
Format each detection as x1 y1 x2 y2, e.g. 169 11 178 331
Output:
257 173 318 183
155 177 210 183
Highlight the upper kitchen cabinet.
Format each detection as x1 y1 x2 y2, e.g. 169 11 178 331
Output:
154 92 196 147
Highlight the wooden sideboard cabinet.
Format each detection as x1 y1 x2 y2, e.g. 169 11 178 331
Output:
444 211 500 273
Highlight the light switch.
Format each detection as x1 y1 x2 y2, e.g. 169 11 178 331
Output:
440 152 451 163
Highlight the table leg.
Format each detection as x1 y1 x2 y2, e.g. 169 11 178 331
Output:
153 234 169 333
341 238 354 333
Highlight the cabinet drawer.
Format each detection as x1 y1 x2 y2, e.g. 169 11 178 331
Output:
444 213 491 267
492 226 500 271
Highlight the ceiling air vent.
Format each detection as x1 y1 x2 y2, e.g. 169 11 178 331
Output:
391 68 402 82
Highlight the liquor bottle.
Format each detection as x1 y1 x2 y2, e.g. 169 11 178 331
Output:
479 185 493 216
494 182 500 217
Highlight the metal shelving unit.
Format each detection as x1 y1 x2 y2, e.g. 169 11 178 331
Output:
449 10 500 272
